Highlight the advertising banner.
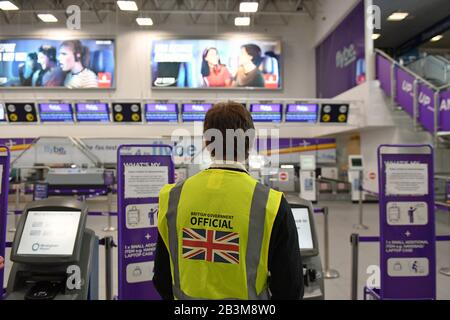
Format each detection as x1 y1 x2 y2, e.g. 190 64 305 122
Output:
0 146 10 295
395 68 415 116
117 145 174 300
447 181 450 204
439 89 450 131
417 84 435 133
376 54 392 97
315 1 365 98
377 145 435 299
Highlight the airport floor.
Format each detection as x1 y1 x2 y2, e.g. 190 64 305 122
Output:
3 197 450 300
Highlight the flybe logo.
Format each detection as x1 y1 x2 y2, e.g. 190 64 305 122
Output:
336 44 356 68
441 99 450 112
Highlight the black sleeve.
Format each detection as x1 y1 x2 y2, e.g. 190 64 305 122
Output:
153 233 174 300
268 196 304 300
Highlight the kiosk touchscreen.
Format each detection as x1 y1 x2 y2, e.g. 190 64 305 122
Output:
285 196 324 300
6 199 98 300
299 155 317 202
348 155 365 202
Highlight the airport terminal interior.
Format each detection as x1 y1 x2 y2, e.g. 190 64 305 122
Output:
1 0 450 301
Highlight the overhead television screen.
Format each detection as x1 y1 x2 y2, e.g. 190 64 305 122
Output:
145 103 178 122
38 103 73 122
250 103 281 122
0 38 115 89
151 39 282 89
75 103 110 122
182 103 212 122
285 103 318 123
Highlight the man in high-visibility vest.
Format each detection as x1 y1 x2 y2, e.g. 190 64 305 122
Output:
154 102 303 300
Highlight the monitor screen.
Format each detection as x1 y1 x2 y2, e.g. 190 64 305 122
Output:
291 208 314 251
0 38 115 89
351 158 363 167
0 103 6 122
75 103 110 122
5 102 37 122
182 103 212 122
145 103 178 122
285 104 318 123
250 103 281 122
17 210 81 256
151 39 282 90
38 103 73 122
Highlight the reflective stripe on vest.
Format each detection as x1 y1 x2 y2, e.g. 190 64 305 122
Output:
164 180 273 300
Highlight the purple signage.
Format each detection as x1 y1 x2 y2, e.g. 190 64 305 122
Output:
439 89 450 131
38 103 73 122
395 68 415 117
377 145 435 299
417 84 435 133
145 103 178 122
285 104 318 122
376 54 392 97
0 146 10 295
315 1 365 98
250 103 281 122
117 145 174 300
182 103 212 122
75 103 109 122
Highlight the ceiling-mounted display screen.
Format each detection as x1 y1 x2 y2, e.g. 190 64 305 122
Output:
38 103 73 122
151 39 282 89
75 103 110 122
112 103 142 123
0 103 6 122
145 103 178 122
181 103 212 122
5 102 37 123
0 38 115 89
285 103 318 123
250 103 281 122
319 103 349 123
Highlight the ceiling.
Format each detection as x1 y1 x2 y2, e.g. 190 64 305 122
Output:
373 0 450 50
0 0 316 26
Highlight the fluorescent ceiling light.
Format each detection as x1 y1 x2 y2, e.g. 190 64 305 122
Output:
240 2 259 13
235 17 251 26
136 17 153 26
0 1 19 10
37 14 58 23
117 1 138 11
372 33 381 40
430 35 443 42
387 12 409 21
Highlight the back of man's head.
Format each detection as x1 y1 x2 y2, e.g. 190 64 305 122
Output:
203 101 255 162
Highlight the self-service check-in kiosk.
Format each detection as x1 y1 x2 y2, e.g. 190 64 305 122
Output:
348 155 365 202
285 195 324 300
6 199 98 300
299 155 317 202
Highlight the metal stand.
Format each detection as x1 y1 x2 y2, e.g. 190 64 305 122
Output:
350 233 359 300
104 236 115 300
103 192 116 232
322 207 340 279
354 171 369 230
8 184 20 233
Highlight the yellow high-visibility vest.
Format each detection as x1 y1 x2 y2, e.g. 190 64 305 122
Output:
158 168 282 299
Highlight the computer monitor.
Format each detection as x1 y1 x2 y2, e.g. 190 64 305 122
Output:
349 155 363 169
181 103 212 122
290 204 318 257
145 103 178 122
249 103 282 122
285 103 318 123
38 103 74 123
75 103 110 122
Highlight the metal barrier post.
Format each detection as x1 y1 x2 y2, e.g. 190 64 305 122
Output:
322 206 340 279
354 171 368 230
390 62 396 109
103 191 116 232
350 233 359 300
413 79 419 130
104 236 114 300
9 184 20 233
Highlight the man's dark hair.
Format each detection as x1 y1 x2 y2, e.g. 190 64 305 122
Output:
242 44 263 67
203 101 255 161
39 45 57 63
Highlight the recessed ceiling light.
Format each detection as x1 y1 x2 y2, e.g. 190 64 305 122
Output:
117 1 138 11
239 2 259 13
372 33 381 40
0 1 19 10
387 12 409 21
430 35 443 42
136 17 153 26
235 17 251 26
37 14 58 23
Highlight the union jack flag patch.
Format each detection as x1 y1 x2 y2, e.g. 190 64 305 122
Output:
182 228 240 264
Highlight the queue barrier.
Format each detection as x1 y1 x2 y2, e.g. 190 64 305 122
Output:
350 234 450 300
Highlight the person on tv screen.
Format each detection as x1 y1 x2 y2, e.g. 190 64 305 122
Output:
18 52 40 87
201 47 232 87
58 40 98 89
32 45 65 87
234 44 265 88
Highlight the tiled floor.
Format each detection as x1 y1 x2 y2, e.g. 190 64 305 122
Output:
3 198 450 300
